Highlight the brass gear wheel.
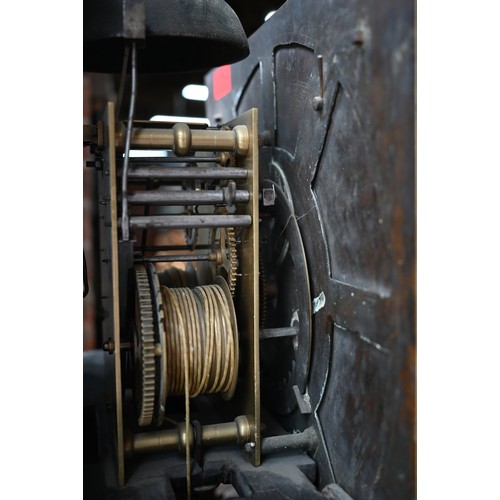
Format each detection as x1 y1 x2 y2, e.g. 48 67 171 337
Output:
146 263 167 426
134 265 156 426
211 225 238 296
226 226 238 295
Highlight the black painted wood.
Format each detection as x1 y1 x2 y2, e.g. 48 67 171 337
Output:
206 1 415 497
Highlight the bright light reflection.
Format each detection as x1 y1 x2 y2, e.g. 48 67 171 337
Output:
181 84 209 101
150 115 210 126
264 10 276 21
128 150 169 157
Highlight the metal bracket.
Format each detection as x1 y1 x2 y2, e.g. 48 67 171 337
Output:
293 385 312 414
261 185 276 206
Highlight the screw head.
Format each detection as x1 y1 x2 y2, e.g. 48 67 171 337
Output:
312 96 324 111
103 337 115 354
244 442 256 453
353 29 365 46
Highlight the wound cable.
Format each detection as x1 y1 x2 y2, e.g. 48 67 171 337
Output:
160 284 237 398
160 283 238 499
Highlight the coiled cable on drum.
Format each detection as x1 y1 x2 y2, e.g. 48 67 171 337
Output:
160 280 238 498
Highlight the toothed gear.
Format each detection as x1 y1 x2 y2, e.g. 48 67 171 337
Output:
134 265 156 426
226 226 238 295
229 153 237 167
213 226 238 295
146 263 167 426
210 210 238 296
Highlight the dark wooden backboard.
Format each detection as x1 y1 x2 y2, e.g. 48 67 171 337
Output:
205 1 415 497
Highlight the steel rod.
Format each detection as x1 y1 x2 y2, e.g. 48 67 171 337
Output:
135 244 211 252
138 254 214 263
260 427 318 455
130 214 252 229
259 327 298 339
128 166 248 180
128 190 249 206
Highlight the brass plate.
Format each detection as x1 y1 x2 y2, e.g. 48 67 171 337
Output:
104 102 125 486
226 108 260 465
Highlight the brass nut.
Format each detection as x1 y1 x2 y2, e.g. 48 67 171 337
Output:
235 415 251 445
173 123 191 156
233 125 249 155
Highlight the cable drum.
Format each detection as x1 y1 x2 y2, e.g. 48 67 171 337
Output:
160 276 239 401
159 276 239 496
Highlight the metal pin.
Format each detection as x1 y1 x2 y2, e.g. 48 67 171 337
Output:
318 55 324 98
312 55 324 111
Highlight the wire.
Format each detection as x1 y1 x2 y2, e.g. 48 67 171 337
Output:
121 42 137 241
83 250 89 298
115 44 130 121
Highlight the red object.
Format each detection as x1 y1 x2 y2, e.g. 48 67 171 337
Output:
213 65 232 101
